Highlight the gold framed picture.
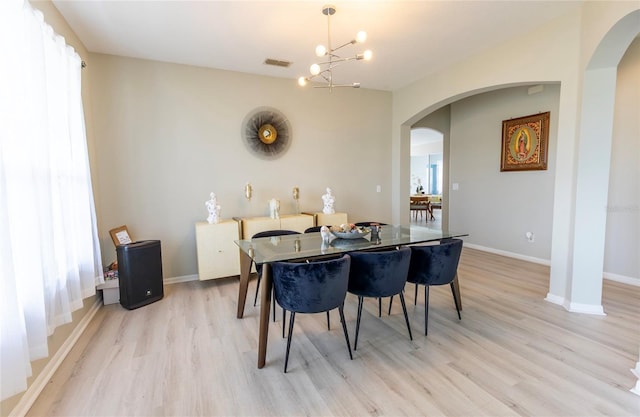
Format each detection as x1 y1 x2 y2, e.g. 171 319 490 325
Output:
500 112 550 171
109 225 133 246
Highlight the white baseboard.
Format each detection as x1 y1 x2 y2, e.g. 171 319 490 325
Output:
466 244 639 287
463 243 550 266
544 293 565 306
9 298 102 417
164 274 198 285
544 293 606 315
567 301 606 315
603 271 640 287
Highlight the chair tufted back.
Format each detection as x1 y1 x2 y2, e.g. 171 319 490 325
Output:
407 239 463 286
347 247 411 298
271 255 351 314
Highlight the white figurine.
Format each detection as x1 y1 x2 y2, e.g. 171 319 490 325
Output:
322 187 335 214
320 225 332 242
269 198 280 219
205 192 221 224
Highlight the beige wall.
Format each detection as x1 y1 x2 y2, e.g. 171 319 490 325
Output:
391 4 640 310
89 54 392 278
449 85 560 261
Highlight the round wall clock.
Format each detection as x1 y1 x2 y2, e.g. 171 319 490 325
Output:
241 107 291 159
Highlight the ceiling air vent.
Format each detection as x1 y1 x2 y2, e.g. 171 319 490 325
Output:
264 58 292 68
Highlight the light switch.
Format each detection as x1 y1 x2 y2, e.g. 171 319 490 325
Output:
376 185 381 193
452 183 459 190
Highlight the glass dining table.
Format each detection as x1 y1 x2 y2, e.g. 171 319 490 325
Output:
235 225 468 368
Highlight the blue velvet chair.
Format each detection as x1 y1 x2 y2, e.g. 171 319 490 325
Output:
353 222 388 227
347 247 412 350
407 239 463 335
271 255 353 373
251 230 301 309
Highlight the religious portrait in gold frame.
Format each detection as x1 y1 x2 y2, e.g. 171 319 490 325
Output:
500 112 550 171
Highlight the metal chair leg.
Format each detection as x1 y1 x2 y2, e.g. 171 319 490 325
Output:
252 262 260 306
388 295 393 315
354 296 364 351
338 304 353 360
450 282 462 320
282 309 286 338
272 287 276 322
399 292 413 341
326 311 331 330
378 298 382 317
424 285 430 335
284 312 296 373
414 283 418 305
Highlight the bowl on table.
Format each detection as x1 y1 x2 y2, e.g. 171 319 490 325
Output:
329 224 371 240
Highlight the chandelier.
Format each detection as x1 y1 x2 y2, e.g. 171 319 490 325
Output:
297 4 372 90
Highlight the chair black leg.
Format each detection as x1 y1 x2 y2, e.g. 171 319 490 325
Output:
252 262 260 306
327 311 331 331
282 309 286 338
378 298 381 317
388 295 393 315
398 292 413 341
354 296 364 351
424 285 430 335
450 282 462 320
414 283 418 305
284 312 296 373
272 287 276 322
338 304 353 360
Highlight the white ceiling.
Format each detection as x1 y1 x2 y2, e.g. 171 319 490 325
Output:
411 127 443 147
50 0 583 92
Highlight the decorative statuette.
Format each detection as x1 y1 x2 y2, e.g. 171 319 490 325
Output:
320 225 332 242
205 192 221 224
245 182 252 200
293 186 300 214
269 198 280 219
322 187 335 214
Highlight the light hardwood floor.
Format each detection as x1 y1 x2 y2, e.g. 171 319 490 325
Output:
26 248 640 416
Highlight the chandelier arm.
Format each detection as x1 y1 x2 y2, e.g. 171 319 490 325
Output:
298 5 371 91
330 40 357 53
313 84 358 89
314 57 355 67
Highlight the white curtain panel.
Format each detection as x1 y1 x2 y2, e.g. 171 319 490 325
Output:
0 0 103 401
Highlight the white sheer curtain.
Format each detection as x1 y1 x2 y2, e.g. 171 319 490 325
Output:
0 0 103 401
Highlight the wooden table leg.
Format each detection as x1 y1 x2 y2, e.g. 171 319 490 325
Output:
236 249 253 319
452 273 463 311
257 263 272 368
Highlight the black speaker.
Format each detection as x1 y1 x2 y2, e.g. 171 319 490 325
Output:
116 240 164 310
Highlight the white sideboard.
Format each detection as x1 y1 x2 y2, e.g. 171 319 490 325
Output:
311 212 348 227
195 220 241 280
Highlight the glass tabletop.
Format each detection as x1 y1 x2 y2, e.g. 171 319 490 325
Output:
235 225 468 264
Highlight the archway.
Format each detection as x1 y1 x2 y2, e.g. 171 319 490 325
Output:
549 10 640 314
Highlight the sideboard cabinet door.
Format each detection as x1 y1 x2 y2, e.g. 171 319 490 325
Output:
195 220 240 280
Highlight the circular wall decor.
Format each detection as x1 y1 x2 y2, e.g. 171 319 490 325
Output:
241 107 291 159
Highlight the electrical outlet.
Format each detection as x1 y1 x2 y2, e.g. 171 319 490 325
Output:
525 232 535 242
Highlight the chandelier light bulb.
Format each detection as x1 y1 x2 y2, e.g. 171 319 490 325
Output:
310 63 321 76
297 5 372 90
